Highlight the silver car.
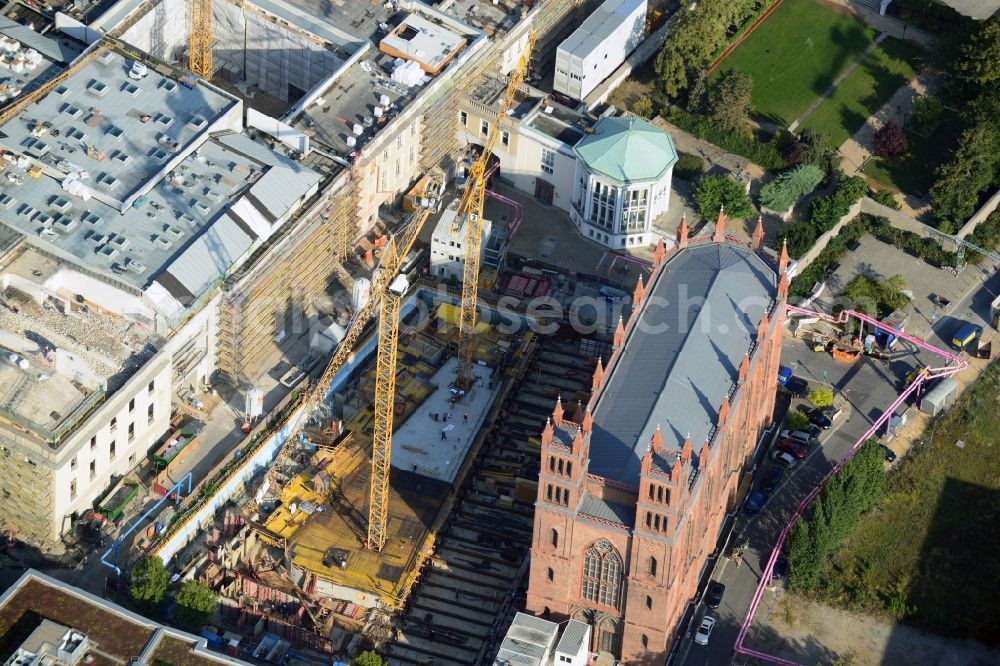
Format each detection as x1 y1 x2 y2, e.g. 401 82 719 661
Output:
694 616 716 646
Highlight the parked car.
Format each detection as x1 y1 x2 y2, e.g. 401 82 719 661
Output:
785 376 809 397
780 429 818 446
772 450 796 467
762 467 784 493
951 322 983 351
694 616 716 646
777 439 808 459
704 581 725 609
799 406 835 429
771 554 789 580
744 490 768 515
880 444 897 463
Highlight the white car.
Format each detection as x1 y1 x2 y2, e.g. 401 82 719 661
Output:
772 450 797 467
694 616 716 646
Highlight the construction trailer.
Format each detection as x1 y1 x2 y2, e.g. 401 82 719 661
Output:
920 378 958 416
553 0 648 101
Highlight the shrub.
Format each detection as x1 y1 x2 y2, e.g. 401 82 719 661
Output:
353 652 385 666
808 387 834 408
845 273 910 318
869 188 901 210
694 174 754 219
760 164 825 212
873 121 909 158
632 96 653 118
787 411 810 430
674 153 706 180
663 105 788 171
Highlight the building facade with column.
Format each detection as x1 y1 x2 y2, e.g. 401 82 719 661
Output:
525 214 788 662
570 116 678 250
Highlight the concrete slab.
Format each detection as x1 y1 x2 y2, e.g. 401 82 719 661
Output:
390 356 499 484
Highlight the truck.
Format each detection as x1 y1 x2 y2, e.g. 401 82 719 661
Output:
874 308 909 350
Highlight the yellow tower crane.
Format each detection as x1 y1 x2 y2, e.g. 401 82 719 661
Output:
189 0 213 80
454 31 536 390
366 239 410 552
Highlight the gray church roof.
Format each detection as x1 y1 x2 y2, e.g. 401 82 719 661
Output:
588 243 776 487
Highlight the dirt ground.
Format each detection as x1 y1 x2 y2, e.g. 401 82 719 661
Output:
749 592 1000 666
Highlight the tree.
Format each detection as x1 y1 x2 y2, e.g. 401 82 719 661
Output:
694 174 753 219
174 580 218 631
707 69 753 134
760 164 824 212
909 95 944 135
786 411 810 431
931 118 1000 229
353 651 385 666
808 387 834 408
873 121 908 159
130 556 169 610
674 153 706 180
953 15 1000 93
796 128 837 174
869 187 901 210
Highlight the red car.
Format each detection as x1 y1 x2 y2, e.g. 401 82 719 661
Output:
776 438 807 459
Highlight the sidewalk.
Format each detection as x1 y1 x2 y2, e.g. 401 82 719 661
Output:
837 69 944 218
789 33 887 132
818 0 936 48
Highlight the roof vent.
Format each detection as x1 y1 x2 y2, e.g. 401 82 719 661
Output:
33 211 54 226
159 79 177 92
0 194 14 208
154 113 172 127
96 172 119 188
110 149 131 165
121 82 140 97
86 79 108 97
54 215 76 233
107 125 124 140
153 235 173 250
149 147 168 161
97 50 114 65
53 84 69 96
81 210 102 225
187 114 207 129
164 224 184 239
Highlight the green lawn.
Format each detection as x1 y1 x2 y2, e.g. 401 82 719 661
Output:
822 359 1000 645
714 0 878 126
862 112 961 196
800 37 926 146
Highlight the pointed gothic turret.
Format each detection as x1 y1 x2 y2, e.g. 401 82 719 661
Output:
653 236 668 265
572 427 585 457
633 275 646 308
613 316 626 348
778 271 790 301
680 433 693 464
752 215 764 250
713 205 727 242
779 238 789 274
581 404 593 434
757 311 769 341
552 395 564 427
541 417 554 446
718 395 730 426
698 441 711 468
572 400 585 425
592 358 605 391
738 354 750 383
678 214 689 250
641 446 653 475
651 424 663 453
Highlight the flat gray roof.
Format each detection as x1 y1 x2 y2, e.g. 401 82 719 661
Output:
579 493 635 527
493 612 557 666
559 0 645 58
0 17 83 63
588 243 776 487
441 0 519 35
0 18 79 107
0 49 236 212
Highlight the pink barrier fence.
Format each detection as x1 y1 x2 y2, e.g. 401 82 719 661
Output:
733 305 967 664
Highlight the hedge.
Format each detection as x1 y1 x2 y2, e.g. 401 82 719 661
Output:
778 173 867 258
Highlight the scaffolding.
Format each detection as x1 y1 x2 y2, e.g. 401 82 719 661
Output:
189 0 213 79
418 0 581 173
217 176 359 384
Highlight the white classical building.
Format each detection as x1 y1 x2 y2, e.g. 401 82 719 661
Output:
570 116 677 249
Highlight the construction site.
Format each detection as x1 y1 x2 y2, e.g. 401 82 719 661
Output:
0 0 670 662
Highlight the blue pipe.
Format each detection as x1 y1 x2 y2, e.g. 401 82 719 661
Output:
100 472 193 576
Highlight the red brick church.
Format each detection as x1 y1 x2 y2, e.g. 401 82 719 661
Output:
526 213 788 662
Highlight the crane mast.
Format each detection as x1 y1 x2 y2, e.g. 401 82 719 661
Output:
454 31 537 390
189 0 213 79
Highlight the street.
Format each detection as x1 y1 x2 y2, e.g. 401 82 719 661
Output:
678 268 998 665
